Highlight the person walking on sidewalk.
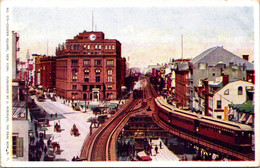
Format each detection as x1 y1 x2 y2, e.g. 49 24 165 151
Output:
155 145 158 154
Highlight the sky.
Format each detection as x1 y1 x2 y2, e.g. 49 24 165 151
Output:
11 2 256 70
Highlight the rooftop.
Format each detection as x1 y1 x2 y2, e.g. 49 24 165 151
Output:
190 46 254 70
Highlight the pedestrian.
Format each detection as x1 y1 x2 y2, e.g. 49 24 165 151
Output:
47 138 51 147
72 156 76 161
160 141 162 149
50 113 53 118
155 145 158 154
44 145 47 155
55 113 57 118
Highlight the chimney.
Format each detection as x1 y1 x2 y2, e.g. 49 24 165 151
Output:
203 79 209 116
242 55 249 61
222 75 229 87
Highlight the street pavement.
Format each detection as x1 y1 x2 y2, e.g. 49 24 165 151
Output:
34 96 96 161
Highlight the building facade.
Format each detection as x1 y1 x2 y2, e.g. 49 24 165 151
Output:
56 30 125 101
40 56 56 91
173 59 192 109
32 54 44 87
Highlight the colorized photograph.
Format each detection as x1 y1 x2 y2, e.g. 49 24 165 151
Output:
1 0 259 167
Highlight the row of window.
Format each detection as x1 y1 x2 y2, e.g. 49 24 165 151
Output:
70 44 115 50
71 59 114 66
78 84 113 91
224 86 243 95
200 123 234 137
72 76 113 82
72 69 113 75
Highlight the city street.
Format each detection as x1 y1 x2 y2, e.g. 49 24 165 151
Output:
33 96 96 161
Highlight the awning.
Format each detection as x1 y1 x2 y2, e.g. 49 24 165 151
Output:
228 109 234 115
245 115 253 125
239 113 246 123
228 101 254 114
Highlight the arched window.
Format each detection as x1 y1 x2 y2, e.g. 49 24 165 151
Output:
238 86 243 95
77 45 80 50
74 45 77 50
70 45 73 50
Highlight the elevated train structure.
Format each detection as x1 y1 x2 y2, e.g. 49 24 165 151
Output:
155 96 254 160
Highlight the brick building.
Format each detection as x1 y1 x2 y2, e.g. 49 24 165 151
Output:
32 54 44 87
173 59 192 108
55 30 125 101
40 56 56 91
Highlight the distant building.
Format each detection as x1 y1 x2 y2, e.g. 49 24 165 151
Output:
40 56 56 91
173 59 192 109
190 46 254 116
32 54 44 87
12 31 20 80
190 46 254 88
55 30 125 101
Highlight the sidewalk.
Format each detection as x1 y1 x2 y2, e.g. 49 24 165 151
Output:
149 139 180 161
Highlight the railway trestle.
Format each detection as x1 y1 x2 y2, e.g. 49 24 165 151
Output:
152 113 255 161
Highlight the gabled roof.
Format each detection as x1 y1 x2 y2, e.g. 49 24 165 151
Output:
190 46 254 70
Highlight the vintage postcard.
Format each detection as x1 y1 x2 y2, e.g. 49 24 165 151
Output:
1 0 259 167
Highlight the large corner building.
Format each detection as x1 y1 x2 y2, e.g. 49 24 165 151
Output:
56 30 125 101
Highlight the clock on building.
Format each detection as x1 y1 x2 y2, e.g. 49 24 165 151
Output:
89 34 96 41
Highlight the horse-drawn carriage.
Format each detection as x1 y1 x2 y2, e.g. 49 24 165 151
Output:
70 124 80 136
54 121 61 132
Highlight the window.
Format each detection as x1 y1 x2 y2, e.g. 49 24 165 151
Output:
217 115 222 119
105 45 107 49
83 60 90 66
72 69 78 75
72 76 77 81
84 69 90 75
112 45 115 50
96 76 100 82
107 60 114 66
95 45 98 50
87 45 90 50
217 100 222 109
70 45 74 50
72 69 78 81
108 45 111 50
95 69 101 75
82 85 87 91
77 45 80 50
71 59 78 66
224 89 229 95
72 85 77 90
74 45 77 50
108 76 112 82
108 70 113 75
12 134 23 157
95 60 101 66
99 45 102 49
212 73 215 76
108 85 112 89
90 85 94 90
199 63 206 70
84 76 89 82
238 86 243 95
